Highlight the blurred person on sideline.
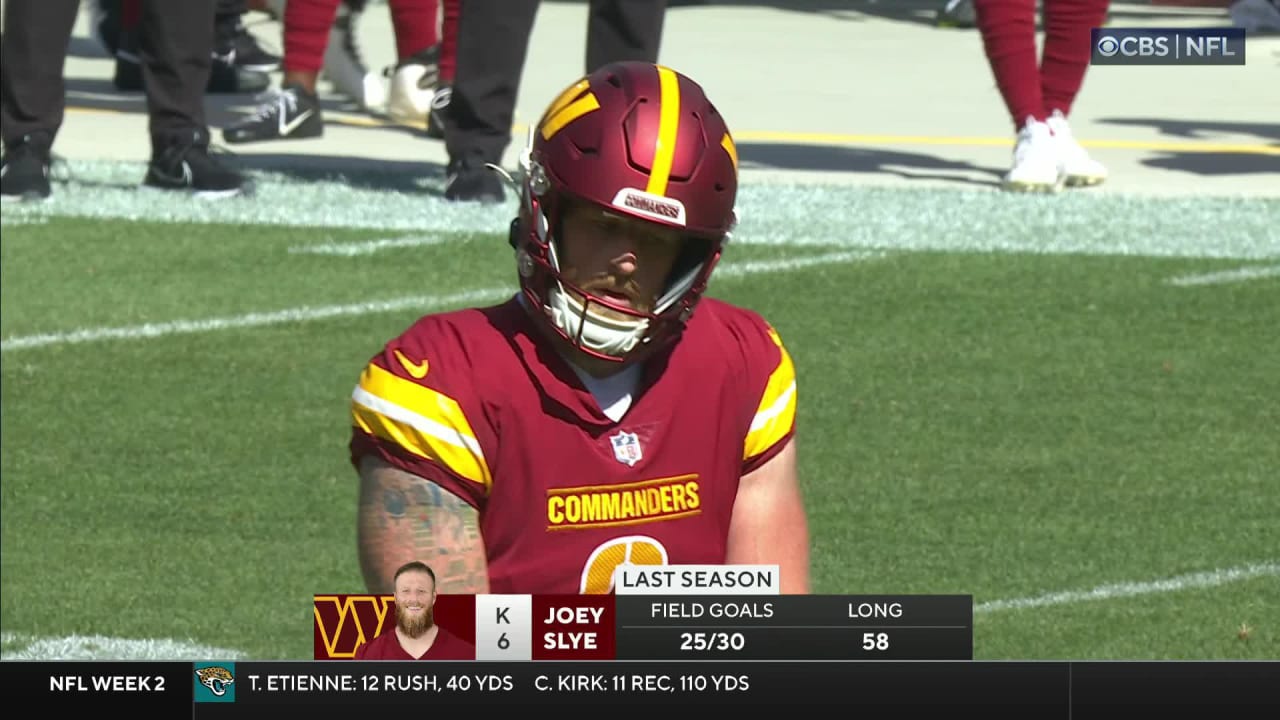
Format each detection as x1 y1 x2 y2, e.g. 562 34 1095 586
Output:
973 0 1111 192
440 0 668 203
1 0 250 201
222 0 456 143
91 0 279 94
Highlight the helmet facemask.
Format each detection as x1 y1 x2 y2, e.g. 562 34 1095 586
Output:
520 185 722 364
509 62 738 366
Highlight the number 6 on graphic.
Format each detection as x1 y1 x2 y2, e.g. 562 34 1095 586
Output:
579 535 669 594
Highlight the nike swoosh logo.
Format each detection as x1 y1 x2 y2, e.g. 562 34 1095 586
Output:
279 105 315 136
394 349 429 379
151 160 193 187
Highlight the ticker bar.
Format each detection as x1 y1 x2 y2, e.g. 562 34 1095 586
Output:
222 660 1061 708
3 660 1277 715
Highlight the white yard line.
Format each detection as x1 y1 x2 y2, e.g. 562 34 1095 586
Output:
287 235 454 256
1165 265 1280 287
0 631 246 661
1 251 877 353
975 561 1279 614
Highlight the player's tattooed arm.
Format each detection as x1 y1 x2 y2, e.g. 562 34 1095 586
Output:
726 438 810 593
356 456 490 594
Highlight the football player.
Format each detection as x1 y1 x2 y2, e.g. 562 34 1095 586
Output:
349 61 810 595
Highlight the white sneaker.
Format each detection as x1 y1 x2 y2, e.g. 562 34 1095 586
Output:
322 6 387 112
1047 110 1107 188
1003 116 1063 193
1229 0 1280 31
386 49 441 125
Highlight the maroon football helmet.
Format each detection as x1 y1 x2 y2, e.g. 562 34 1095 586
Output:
510 61 739 364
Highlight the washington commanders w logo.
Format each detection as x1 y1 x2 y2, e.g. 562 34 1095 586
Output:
313 594 395 659
540 78 600 141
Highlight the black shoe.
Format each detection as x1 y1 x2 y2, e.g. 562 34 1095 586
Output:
112 27 269 95
936 0 976 28
223 85 324 144
1 133 54 202
216 14 281 72
445 159 506 204
144 129 251 199
425 84 450 140
208 51 272 94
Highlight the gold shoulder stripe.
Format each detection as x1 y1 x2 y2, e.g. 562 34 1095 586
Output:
645 65 682 196
721 132 738 172
743 341 797 461
541 78 599 141
351 363 492 489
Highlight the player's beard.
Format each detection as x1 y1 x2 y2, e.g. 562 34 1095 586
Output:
397 605 434 638
570 274 650 319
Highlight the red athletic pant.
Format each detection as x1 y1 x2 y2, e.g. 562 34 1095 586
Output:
282 0 449 73
973 0 1111 129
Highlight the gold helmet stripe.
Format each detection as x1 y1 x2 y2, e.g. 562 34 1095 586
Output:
645 65 682 196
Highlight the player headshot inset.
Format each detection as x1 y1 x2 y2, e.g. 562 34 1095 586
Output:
353 561 474 660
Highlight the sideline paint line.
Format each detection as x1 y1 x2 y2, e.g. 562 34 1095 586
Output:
0 215 49 226
0 251 876 352
975 562 1279 614
0 632 247 661
505 120 1280 155
62 105 1280 155
288 235 452 256
1165 264 1280 287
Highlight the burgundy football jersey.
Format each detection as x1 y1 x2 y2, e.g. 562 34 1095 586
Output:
354 625 475 660
350 296 796 594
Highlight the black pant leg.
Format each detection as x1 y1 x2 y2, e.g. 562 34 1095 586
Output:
585 0 666 72
0 0 80 147
443 0 540 167
138 0 216 141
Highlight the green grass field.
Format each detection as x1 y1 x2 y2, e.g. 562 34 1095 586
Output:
2 162 1278 661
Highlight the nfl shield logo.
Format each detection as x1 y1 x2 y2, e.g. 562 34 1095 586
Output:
610 431 643 467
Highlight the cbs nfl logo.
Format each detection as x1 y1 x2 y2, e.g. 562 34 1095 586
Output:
1091 27 1245 65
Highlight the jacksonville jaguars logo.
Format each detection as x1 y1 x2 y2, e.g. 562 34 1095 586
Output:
195 665 235 697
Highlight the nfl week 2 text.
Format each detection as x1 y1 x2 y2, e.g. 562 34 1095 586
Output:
49 674 167 692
